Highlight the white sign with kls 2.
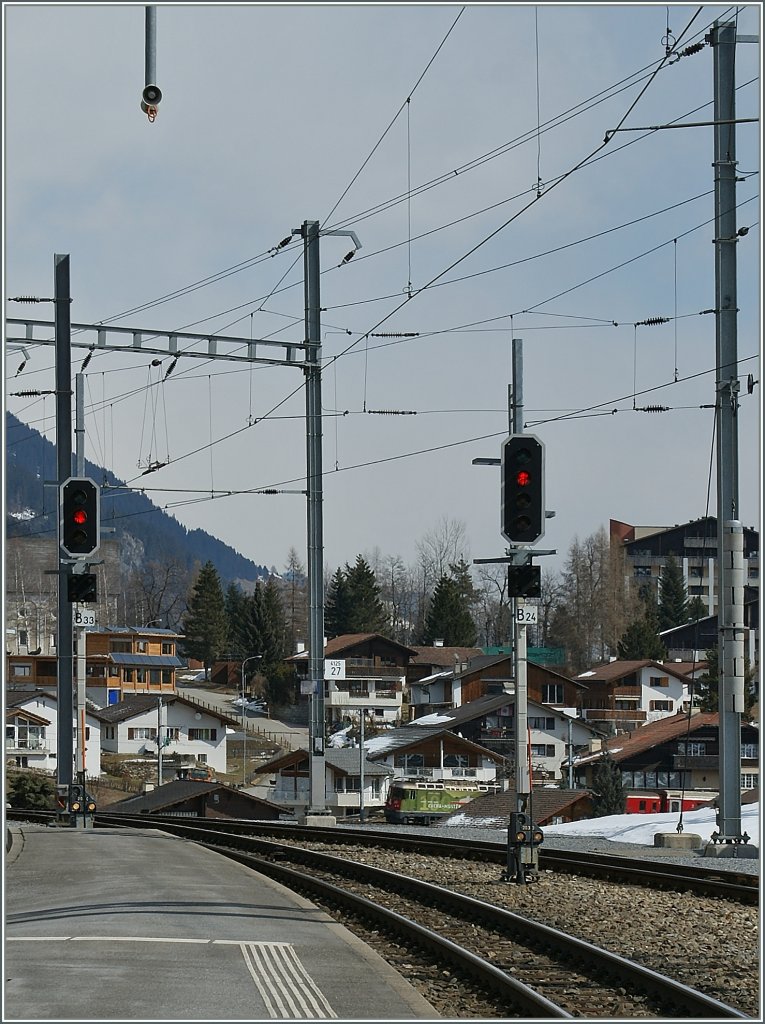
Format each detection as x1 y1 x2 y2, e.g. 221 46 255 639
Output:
515 605 538 625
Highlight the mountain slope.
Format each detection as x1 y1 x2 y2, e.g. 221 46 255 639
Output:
5 411 269 585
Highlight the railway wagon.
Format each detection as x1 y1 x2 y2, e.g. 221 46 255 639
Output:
385 780 501 825
625 790 716 814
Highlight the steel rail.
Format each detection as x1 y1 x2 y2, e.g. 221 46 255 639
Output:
92 814 748 1019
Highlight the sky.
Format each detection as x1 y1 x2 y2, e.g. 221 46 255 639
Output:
3 3 762 581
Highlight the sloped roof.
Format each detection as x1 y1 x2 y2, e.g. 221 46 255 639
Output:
256 747 393 776
6 689 107 722
456 654 587 690
286 633 418 660
5 707 50 725
576 659 693 685
107 780 282 814
89 626 182 637
109 653 184 668
409 646 484 668
363 724 506 764
412 693 603 736
442 786 592 828
571 710 720 766
95 693 241 728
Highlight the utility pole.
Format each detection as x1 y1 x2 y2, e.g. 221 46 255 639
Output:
55 254 74 800
710 20 746 846
301 219 328 818
73 373 89 826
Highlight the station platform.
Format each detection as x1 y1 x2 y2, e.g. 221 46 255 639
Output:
4 824 438 1021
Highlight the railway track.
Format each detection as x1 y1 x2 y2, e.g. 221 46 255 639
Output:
74 813 749 1019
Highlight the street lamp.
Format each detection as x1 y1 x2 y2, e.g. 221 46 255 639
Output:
241 655 262 787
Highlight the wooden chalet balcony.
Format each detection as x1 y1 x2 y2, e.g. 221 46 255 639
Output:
613 686 641 697
671 754 719 770
581 708 647 722
343 663 402 679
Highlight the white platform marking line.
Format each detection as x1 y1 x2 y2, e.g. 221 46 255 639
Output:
260 942 330 1020
240 942 282 1018
240 942 336 1019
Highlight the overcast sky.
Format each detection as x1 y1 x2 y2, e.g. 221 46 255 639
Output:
4 3 762 578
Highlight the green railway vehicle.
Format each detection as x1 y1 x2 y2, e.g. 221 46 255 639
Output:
384 779 500 825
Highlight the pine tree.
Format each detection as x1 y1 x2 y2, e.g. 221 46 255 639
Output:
180 561 227 679
345 555 388 634
696 645 757 714
423 570 477 646
224 582 248 657
325 567 353 638
658 554 687 631
617 587 667 660
686 596 708 622
591 755 627 816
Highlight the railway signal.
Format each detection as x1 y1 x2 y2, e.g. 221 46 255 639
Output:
60 477 100 558
501 435 545 544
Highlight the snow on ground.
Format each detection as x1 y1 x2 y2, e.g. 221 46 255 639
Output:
445 804 760 845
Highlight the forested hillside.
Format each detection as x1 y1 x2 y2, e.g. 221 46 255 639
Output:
5 411 269 586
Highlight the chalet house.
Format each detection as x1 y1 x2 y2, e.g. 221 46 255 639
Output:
255 747 393 818
406 644 484 718
97 693 240 776
412 694 603 783
575 659 695 733
5 690 102 776
566 710 760 811
5 625 184 706
287 633 417 729
454 654 587 713
659 596 759 667
442 786 594 828
82 626 184 704
363 725 506 789
107 779 284 819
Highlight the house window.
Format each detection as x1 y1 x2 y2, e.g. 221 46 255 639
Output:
198 754 207 764
634 566 652 577
741 744 758 759
162 670 172 684
161 642 174 655
541 684 564 704
13 664 32 677
166 728 180 741
135 669 145 684
649 700 673 712
649 676 669 688
740 773 757 790
529 716 555 730
678 740 707 756
127 728 157 740
104 726 115 740
443 754 469 768
86 665 105 678
136 641 148 653
123 669 135 683
111 641 131 653
18 629 28 647
530 744 556 757
149 670 161 685
188 728 217 741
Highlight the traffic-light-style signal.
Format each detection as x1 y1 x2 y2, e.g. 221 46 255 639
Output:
60 477 100 558
507 564 541 598
68 783 85 814
501 435 545 544
67 572 98 603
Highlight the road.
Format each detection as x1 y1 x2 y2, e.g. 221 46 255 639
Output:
178 685 309 752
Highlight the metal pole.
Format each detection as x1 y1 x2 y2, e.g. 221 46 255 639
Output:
55 254 74 794
303 220 326 815
359 710 365 823
567 716 573 789
711 20 743 842
145 6 157 87
511 339 529 816
157 695 163 787
74 374 88 825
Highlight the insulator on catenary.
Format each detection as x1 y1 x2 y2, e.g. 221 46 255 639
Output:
371 332 420 337
679 41 706 57
366 409 417 416
635 317 670 327
635 405 670 413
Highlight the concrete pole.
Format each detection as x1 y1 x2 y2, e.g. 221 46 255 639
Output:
303 220 327 814
359 710 365 822
55 254 74 792
711 21 744 841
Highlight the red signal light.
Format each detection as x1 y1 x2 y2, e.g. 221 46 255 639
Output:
516 470 531 486
73 509 87 525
